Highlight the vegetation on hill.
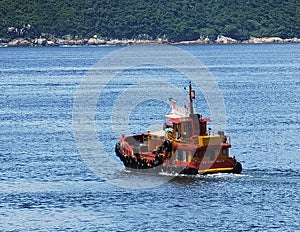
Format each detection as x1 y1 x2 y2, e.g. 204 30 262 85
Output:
0 0 299 41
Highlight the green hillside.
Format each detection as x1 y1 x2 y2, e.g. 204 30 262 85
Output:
1 0 299 41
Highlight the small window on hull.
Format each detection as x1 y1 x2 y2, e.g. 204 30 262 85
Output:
206 150 215 161
210 151 215 161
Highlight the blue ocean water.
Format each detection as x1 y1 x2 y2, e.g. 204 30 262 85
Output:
0 44 299 231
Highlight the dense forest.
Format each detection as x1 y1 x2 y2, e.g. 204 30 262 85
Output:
0 0 299 42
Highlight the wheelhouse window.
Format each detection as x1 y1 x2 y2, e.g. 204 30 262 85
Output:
182 121 193 138
175 149 183 161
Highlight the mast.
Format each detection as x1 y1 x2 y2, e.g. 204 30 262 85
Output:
189 82 195 115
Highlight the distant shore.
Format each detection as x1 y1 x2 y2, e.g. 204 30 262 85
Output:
1 35 300 47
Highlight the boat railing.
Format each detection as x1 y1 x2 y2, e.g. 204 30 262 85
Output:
179 135 199 144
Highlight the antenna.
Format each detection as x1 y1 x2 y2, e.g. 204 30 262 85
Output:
189 82 195 115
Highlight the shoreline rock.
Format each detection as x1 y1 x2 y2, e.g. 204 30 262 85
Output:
7 38 32 47
1 36 300 47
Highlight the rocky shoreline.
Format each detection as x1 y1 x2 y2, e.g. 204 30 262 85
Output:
1 35 300 47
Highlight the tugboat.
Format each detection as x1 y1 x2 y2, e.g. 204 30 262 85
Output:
115 83 242 175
